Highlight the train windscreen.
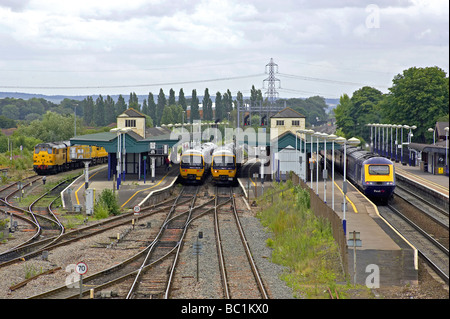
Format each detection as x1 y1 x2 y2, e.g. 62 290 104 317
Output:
181 155 203 168
368 165 390 175
213 155 235 169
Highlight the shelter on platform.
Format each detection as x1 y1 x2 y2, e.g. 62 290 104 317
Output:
408 121 449 175
70 108 180 183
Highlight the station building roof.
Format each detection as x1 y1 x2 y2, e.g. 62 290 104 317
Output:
272 131 340 152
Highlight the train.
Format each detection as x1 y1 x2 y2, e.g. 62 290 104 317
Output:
179 142 216 183
211 143 240 185
327 146 396 202
33 141 108 175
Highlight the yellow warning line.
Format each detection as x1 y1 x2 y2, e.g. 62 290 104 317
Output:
75 170 104 205
333 181 358 213
120 171 170 208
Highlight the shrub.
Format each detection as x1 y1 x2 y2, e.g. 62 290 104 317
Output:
94 189 120 218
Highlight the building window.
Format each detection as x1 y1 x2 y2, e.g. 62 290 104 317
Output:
292 120 300 126
125 119 136 127
276 120 284 126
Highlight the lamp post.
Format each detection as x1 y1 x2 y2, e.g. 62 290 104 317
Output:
408 125 416 166
374 123 379 154
321 132 329 203
335 136 360 236
313 132 322 195
387 124 393 160
367 124 374 153
445 127 449 175
395 125 401 162
304 130 314 188
110 128 121 190
327 134 337 211
427 128 435 144
296 129 304 181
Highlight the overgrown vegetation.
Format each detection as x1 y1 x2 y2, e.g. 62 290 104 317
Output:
256 181 346 298
93 189 120 219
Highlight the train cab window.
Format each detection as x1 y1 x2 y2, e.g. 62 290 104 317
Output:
181 155 203 168
213 156 235 168
47 148 53 154
368 165 389 175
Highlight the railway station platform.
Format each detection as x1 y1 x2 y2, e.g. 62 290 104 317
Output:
393 162 449 207
295 173 418 287
61 164 180 212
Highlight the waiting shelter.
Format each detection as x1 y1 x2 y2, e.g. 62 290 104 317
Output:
70 108 180 186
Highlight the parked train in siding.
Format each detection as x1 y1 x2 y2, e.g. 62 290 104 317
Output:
179 142 216 183
211 143 241 185
33 141 108 175
327 146 396 202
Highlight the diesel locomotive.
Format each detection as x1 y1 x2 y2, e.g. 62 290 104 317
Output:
33 141 108 175
329 146 396 202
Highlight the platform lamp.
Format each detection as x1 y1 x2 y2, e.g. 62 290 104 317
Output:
335 136 360 236
366 124 374 153
408 125 416 166
395 124 402 162
373 123 379 155
321 132 329 203
312 132 322 195
296 129 305 182
110 127 122 190
304 129 315 189
445 127 449 175
427 127 435 145
327 134 337 211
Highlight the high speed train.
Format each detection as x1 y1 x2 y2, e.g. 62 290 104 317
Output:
179 142 216 183
328 146 396 202
211 143 240 184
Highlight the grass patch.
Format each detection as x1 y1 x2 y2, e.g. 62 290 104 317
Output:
256 181 347 298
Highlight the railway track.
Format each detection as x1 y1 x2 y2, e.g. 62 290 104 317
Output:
378 200 449 285
0 176 63 261
28 185 214 299
214 186 268 299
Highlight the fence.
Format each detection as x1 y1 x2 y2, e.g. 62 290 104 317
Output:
290 173 349 277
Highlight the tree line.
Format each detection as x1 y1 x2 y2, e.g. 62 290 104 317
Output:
333 66 449 144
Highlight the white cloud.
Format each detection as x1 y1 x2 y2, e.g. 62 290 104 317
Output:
0 0 448 97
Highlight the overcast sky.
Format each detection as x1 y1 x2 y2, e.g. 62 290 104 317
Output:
0 0 448 99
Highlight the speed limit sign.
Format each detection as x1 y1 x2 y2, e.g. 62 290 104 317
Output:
76 262 88 275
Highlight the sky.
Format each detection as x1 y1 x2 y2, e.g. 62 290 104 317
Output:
0 0 448 99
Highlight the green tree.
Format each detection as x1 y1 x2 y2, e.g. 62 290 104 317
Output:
129 92 139 109
148 92 156 123
83 96 94 126
94 95 105 126
215 92 223 121
168 88 176 106
190 89 200 123
115 95 127 117
383 66 449 143
141 99 149 116
202 88 212 121
179 88 187 112
104 95 116 126
156 89 166 126
333 94 354 139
